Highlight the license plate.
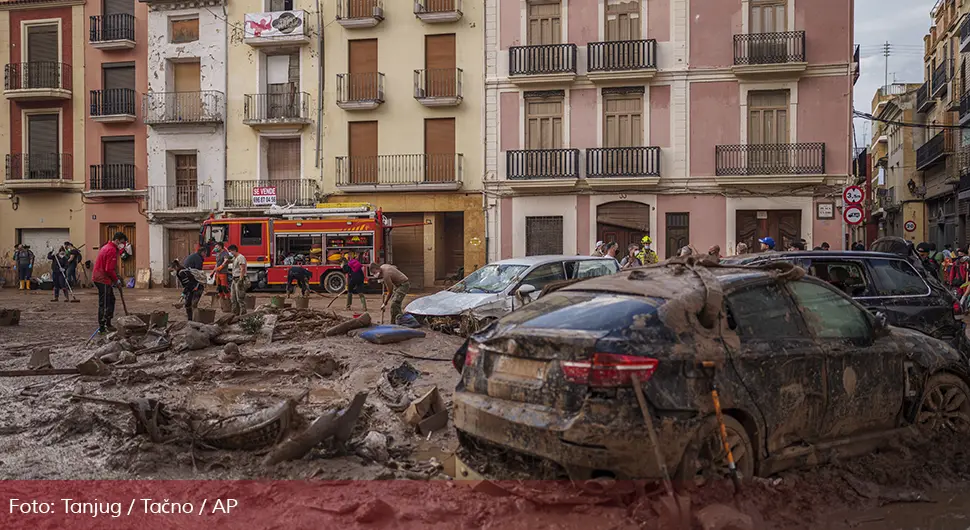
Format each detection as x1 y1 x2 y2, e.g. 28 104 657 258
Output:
493 356 547 380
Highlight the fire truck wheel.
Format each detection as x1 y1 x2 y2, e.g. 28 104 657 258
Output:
257 271 268 290
322 271 347 294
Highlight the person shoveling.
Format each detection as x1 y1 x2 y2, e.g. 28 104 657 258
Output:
47 245 78 303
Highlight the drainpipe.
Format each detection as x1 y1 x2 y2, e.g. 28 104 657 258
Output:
223 4 230 211
316 0 324 181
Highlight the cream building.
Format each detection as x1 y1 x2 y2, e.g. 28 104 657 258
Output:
321 0 485 290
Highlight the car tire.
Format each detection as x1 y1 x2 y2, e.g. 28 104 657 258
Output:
675 415 754 489
257 272 268 290
323 271 347 294
914 373 970 434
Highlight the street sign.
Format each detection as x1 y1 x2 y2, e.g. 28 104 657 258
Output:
904 220 917 232
252 186 277 206
843 186 864 205
843 205 864 225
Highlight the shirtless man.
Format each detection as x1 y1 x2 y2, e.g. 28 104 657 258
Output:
369 262 410 324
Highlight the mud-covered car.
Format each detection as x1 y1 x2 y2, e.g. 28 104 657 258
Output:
453 258 970 482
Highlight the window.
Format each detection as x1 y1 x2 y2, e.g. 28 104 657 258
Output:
748 91 789 145
789 281 871 340
525 216 563 256
518 262 566 292
525 93 564 150
807 261 872 297
267 138 300 180
101 136 135 189
266 52 300 97
603 93 643 148
206 224 228 244
527 0 561 46
665 213 689 259
26 114 59 179
750 0 787 33
241 223 263 246
569 259 620 279
868 259 930 296
726 283 803 340
268 0 293 10
604 0 640 41
170 17 199 43
25 24 58 89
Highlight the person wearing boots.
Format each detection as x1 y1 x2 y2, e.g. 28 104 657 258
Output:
14 244 34 291
47 247 70 302
227 245 249 316
341 256 367 311
93 233 127 333
285 265 312 297
170 259 204 321
212 242 232 300
64 242 82 287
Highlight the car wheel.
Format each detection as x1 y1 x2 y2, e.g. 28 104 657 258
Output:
257 272 267 290
915 373 970 434
675 415 754 489
323 271 347 294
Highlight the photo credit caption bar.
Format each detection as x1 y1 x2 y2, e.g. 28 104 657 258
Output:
8 498 238 518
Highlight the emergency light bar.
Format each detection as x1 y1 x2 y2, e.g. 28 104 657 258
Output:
275 206 375 219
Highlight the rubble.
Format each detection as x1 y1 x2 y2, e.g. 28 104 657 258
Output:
357 431 389 463
262 392 368 466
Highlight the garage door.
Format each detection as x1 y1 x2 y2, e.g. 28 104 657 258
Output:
19 228 70 276
387 213 425 290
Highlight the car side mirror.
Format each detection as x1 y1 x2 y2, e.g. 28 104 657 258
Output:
873 311 891 338
516 284 537 298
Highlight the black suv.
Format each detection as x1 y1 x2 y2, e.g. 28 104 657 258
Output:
722 250 964 345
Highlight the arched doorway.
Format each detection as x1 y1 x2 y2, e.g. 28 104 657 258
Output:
596 201 650 252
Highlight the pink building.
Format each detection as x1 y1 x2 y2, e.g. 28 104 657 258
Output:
485 0 857 259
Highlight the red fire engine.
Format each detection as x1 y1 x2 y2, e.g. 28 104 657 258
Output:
199 203 399 293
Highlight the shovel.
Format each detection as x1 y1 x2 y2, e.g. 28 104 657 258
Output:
116 285 130 316
51 250 80 303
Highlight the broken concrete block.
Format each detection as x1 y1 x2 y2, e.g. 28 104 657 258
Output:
115 315 148 331
77 357 111 376
28 348 52 370
357 431 389 463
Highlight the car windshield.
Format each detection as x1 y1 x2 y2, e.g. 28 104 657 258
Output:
450 264 529 294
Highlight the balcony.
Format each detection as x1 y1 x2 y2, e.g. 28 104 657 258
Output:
731 31 807 79
90 88 137 123
3 153 74 191
508 44 577 85
932 60 950 98
4 62 71 100
852 44 860 84
586 147 661 187
414 0 461 23
916 130 955 171
336 0 383 29
147 185 214 213
962 14 970 53
586 40 657 83
506 149 581 186
89 14 135 50
87 164 140 197
142 91 224 126
413 68 462 107
336 154 463 192
961 91 970 126
224 179 318 210
714 143 826 185
917 82 935 113
336 73 384 110
243 92 311 129
243 11 311 47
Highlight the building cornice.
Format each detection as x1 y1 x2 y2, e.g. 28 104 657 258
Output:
140 0 225 12
0 0 83 12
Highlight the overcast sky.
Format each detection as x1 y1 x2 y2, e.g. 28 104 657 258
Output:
854 0 936 147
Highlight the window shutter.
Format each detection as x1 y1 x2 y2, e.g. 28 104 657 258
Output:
103 139 135 165
27 25 58 63
267 138 301 180
103 65 135 90
28 115 58 154
104 0 134 16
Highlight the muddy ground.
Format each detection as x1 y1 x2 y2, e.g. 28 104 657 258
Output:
1 287 970 528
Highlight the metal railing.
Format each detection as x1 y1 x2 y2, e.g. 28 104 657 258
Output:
91 88 136 117
932 60 950 97
587 147 660 178
142 91 224 124
4 62 71 91
715 143 825 176
89 164 135 190
90 14 135 43
733 31 806 65
413 69 462 99
147 185 213 211
587 39 657 72
917 81 933 110
224 179 318 209
962 14 970 46
335 154 463 186
415 0 460 13
507 149 581 179
336 73 384 104
6 153 72 180
916 130 955 170
243 92 310 122
962 90 970 121
337 0 383 19
509 44 577 76
853 44 860 81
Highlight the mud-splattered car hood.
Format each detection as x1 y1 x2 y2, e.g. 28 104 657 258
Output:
404 290 501 316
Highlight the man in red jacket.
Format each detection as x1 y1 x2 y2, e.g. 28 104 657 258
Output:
93 232 128 333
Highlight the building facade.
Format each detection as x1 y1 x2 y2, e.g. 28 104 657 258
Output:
0 0 87 281
321 0 485 290
869 84 922 243
485 0 855 260
83 0 150 279
140 0 227 283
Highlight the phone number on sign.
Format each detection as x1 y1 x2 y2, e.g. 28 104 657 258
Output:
251 195 277 206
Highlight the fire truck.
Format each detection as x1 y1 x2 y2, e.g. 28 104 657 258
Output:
200 203 403 293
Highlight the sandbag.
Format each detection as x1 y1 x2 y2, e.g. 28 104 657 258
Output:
359 325 426 344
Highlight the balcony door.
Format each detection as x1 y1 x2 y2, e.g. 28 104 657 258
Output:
103 63 134 115
525 94 564 177
172 61 201 120
603 93 643 175
425 34 456 97
527 0 561 45
749 0 788 62
26 114 58 179
425 118 455 183
267 138 301 203
349 121 378 184
174 153 198 208
348 39 378 101
748 90 789 173
25 24 58 89
266 53 299 119
605 0 640 41
102 137 135 190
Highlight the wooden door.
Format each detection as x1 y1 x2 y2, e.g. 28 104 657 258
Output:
387 213 425 290
596 201 650 254
173 61 201 120
441 212 464 279
425 34 456 97
348 39 378 101
605 0 640 41
748 91 788 172
101 223 136 279
665 213 690 259
735 210 801 251
175 154 197 208
526 98 563 149
604 95 642 175
527 1 561 45
749 0 787 61
349 121 378 184
425 118 455 182
167 229 196 286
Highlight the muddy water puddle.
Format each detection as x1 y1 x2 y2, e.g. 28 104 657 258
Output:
822 488 970 529
187 385 342 414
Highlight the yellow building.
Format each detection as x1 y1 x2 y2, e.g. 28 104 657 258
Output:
321 0 484 290
870 84 924 243
0 0 88 283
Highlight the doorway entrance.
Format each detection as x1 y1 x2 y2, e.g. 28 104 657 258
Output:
736 209 801 251
596 201 650 252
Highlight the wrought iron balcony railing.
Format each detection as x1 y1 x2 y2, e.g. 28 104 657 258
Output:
586 147 661 178
715 143 825 176
336 154 463 187
243 92 310 123
413 68 462 101
961 91 970 121
142 91 224 124
932 60 950 97
415 0 460 14
336 0 383 21
507 149 581 179
587 39 657 72
147 185 213 211
916 130 955 170
917 81 934 111
509 44 577 76
6 153 72 180
336 72 385 106
733 31 806 65
89 164 135 190
4 62 71 91
89 14 135 43
224 179 318 209
91 88 136 117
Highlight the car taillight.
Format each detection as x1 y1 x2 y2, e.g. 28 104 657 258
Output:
955 301 963 315
464 342 480 367
561 354 659 387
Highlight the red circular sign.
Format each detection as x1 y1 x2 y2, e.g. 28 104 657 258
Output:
843 186 864 205
904 220 917 232
843 205 864 225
